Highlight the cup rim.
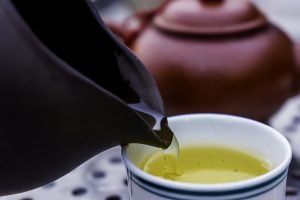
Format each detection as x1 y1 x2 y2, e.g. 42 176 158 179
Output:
122 113 292 192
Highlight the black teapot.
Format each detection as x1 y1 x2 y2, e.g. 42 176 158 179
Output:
0 0 173 195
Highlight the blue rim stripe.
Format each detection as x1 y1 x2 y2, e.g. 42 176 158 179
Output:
130 173 287 200
131 177 286 200
129 169 288 198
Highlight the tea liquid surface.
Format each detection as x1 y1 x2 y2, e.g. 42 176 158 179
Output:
141 145 271 184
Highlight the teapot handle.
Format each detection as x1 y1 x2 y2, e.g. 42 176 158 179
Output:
296 43 300 70
106 9 157 46
105 0 172 46
294 43 300 93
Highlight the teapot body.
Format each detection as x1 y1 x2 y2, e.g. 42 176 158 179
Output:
105 0 299 122
128 20 295 121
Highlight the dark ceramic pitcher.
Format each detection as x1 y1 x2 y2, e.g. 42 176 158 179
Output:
0 0 173 195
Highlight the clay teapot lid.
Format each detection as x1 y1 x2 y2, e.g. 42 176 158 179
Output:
154 0 267 35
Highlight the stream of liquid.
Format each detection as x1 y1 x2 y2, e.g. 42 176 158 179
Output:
163 135 180 175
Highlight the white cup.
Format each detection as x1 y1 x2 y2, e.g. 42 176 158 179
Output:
122 114 292 200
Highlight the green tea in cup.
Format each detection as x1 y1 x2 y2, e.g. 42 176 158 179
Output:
123 114 292 200
140 145 271 184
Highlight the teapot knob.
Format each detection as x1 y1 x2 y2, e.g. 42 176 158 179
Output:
200 0 224 5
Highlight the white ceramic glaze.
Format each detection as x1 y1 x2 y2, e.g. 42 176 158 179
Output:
122 114 292 200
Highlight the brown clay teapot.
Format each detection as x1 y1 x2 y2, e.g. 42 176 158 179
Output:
107 0 300 122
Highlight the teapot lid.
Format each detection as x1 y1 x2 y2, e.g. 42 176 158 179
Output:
154 0 267 35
